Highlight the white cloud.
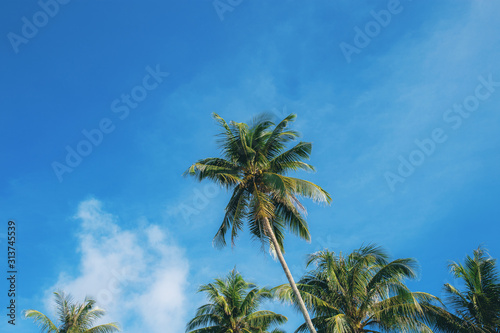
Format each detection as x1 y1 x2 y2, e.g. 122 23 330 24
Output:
48 198 189 333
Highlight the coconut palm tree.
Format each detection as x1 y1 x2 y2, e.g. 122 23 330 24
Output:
24 291 120 333
435 247 500 332
274 244 442 333
185 113 331 332
186 269 287 333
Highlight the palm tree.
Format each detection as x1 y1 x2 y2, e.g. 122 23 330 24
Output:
435 247 500 332
274 244 442 332
24 291 120 333
185 113 331 332
186 269 287 333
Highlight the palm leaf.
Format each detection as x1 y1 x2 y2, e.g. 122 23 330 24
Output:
213 186 248 248
84 323 120 333
24 310 59 332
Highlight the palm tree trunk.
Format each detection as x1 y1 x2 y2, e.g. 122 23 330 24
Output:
262 217 317 333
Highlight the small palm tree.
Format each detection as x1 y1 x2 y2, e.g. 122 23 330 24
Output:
24 291 120 333
186 269 287 333
185 113 331 332
274 244 441 332
436 247 500 332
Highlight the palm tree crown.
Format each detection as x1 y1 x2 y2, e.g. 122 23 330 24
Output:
24 291 120 333
274 245 441 333
185 113 331 251
438 247 500 332
186 269 287 333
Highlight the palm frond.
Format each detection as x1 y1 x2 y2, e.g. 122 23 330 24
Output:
287 177 332 204
213 186 248 248
84 323 120 333
54 291 71 326
269 141 314 174
246 310 287 327
24 310 59 332
263 114 299 160
272 195 310 242
184 158 242 189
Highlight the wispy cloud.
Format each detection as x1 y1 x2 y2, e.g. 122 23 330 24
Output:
47 199 189 333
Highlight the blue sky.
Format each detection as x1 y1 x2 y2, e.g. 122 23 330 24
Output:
1 0 500 332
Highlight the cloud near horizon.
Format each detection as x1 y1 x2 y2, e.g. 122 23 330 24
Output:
47 198 189 333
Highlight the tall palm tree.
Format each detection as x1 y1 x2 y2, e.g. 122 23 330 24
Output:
274 244 441 333
186 269 287 333
185 113 331 332
435 247 500 332
24 291 120 333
